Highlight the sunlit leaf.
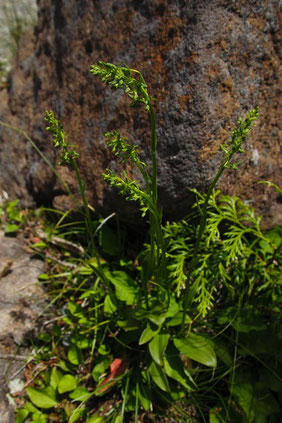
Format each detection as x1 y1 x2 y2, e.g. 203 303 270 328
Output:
26 386 57 409
104 294 117 316
91 356 111 382
174 334 217 367
15 409 29 423
68 344 83 366
139 324 159 345
69 386 92 402
148 361 170 392
58 374 77 394
50 367 63 390
149 333 170 366
107 270 140 305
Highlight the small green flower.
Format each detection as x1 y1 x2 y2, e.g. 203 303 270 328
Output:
90 62 152 111
44 110 79 165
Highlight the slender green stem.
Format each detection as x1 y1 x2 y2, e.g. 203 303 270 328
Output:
71 159 96 254
149 103 158 204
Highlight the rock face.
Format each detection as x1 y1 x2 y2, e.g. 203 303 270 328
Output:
0 0 281 225
0 231 45 422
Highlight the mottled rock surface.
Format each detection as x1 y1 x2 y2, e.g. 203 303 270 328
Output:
0 0 281 225
0 231 45 422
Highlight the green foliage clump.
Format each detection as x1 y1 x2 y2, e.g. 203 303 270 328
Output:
9 63 281 423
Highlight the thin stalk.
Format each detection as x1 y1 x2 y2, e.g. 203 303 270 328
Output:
121 376 130 421
71 159 96 255
135 382 139 423
149 103 158 203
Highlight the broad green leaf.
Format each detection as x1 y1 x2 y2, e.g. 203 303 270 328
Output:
139 324 159 345
174 334 217 367
148 312 167 326
58 374 77 394
114 415 123 423
166 312 191 327
104 294 117 316
26 386 57 409
50 367 63 390
91 356 111 382
30 411 47 423
108 270 140 305
16 409 29 423
148 361 170 392
149 333 170 366
71 334 91 349
69 386 91 401
260 229 281 255
134 301 167 325
231 382 255 421
166 296 180 318
68 344 83 365
58 360 72 372
25 402 38 413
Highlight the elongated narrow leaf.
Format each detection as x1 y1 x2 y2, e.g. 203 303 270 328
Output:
148 361 170 392
69 407 85 423
138 380 152 411
149 333 170 366
50 367 63 390
139 324 159 345
26 386 57 409
174 334 217 367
